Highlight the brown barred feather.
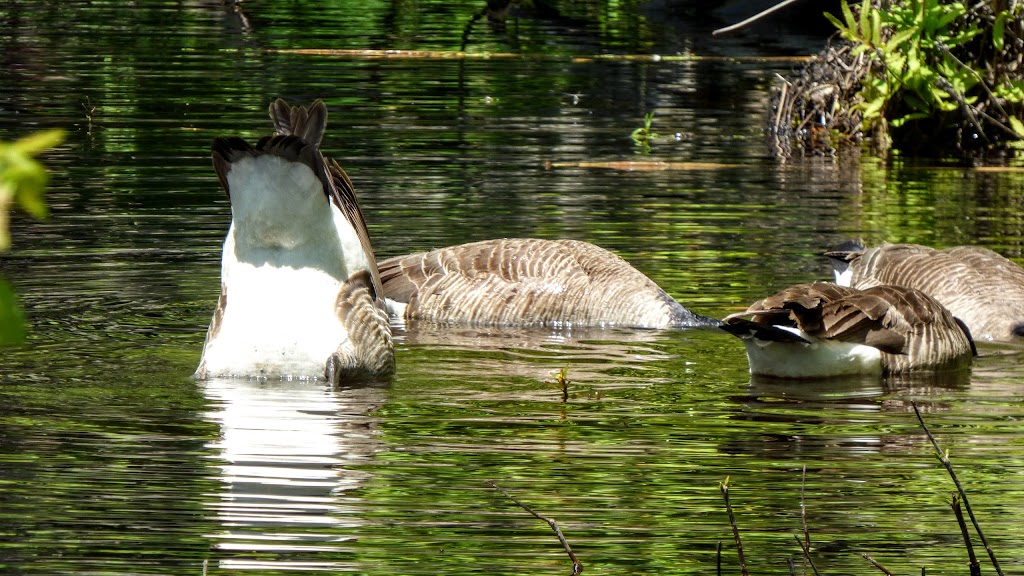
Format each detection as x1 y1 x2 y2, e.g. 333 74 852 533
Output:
378 238 718 329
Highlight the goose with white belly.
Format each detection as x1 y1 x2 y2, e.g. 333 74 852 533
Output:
195 99 394 383
721 282 976 378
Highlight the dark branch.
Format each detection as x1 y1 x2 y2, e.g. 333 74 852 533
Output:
912 401 1003 576
488 480 583 576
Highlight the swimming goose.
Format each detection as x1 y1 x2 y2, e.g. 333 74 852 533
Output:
721 282 975 377
826 240 1024 341
378 238 720 329
195 99 394 383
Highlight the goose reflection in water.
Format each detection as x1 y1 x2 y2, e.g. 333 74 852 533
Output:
393 321 687 390
202 378 386 571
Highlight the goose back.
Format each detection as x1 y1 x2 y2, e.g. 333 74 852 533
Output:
378 238 718 329
827 242 1024 341
722 282 975 376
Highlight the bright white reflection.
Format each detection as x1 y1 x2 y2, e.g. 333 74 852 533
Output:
202 378 387 568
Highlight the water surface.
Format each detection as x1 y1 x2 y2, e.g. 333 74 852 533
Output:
2 1 1024 574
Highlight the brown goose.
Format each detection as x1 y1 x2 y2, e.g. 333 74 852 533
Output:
721 282 975 377
378 238 719 329
195 99 394 383
826 241 1024 341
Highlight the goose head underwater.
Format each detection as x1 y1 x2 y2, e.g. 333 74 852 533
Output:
195 99 394 383
377 237 720 330
825 240 1024 342
721 282 976 378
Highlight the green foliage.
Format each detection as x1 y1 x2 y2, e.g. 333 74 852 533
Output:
630 112 659 153
0 129 63 345
824 0 1024 149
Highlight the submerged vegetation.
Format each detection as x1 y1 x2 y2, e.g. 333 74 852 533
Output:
771 0 1024 157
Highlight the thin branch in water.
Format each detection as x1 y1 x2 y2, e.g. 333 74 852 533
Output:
862 553 895 575
720 477 748 576
912 401 1003 576
487 480 583 576
792 534 821 576
716 541 722 576
952 493 982 576
712 0 803 35
800 464 809 552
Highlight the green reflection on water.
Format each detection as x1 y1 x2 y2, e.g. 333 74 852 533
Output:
2 1 1024 575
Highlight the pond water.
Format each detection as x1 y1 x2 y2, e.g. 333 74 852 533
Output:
2 1 1024 574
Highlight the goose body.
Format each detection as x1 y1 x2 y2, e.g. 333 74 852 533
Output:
826 241 1024 341
195 99 394 383
722 282 975 377
378 238 719 329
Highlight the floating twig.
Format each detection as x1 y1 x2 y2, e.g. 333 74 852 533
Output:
488 480 582 576
862 553 895 575
720 477 748 576
912 401 1003 576
952 494 982 576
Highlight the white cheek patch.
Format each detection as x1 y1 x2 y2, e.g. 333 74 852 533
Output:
834 268 853 287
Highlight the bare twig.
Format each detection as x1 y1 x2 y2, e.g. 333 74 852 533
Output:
862 553 896 575
712 0 803 35
792 534 821 576
952 494 982 576
720 477 748 576
488 480 583 576
716 541 722 576
912 401 1003 576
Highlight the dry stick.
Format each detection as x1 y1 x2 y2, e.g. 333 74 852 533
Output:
716 541 723 576
792 534 821 576
912 401 1004 576
952 494 982 576
720 478 749 576
487 481 583 576
712 0 803 35
861 553 896 576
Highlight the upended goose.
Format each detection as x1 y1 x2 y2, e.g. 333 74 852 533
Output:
195 99 394 383
378 238 720 329
826 240 1024 341
721 282 975 378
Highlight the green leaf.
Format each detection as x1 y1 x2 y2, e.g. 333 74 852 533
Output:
993 12 1006 51
11 129 65 157
842 0 856 32
824 12 850 37
0 277 26 346
886 26 920 51
859 0 871 41
891 111 930 128
870 9 881 46
1009 116 1024 138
